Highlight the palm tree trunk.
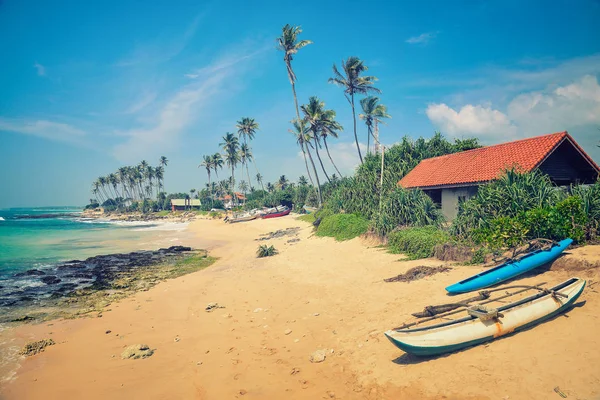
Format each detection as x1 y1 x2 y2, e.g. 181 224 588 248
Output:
290 79 322 206
323 138 343 177
374 120 380 154
252 159 265 192
367 125 371 155
351 93 363 164
231 166 235 207
312 138 331 183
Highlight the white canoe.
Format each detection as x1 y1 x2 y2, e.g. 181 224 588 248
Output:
385 277 586 356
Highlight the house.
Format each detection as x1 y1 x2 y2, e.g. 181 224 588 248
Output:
170 199 201 211
220 192 247 209
398 131 599 220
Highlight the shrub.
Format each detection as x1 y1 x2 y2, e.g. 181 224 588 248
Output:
297 213 316 224
373 188 444 236
316 214 369 241
388 226 451 259
257 245 278 258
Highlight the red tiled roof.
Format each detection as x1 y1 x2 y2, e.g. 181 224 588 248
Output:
399 131 599 189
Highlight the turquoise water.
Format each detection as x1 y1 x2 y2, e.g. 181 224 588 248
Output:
0 207 192 306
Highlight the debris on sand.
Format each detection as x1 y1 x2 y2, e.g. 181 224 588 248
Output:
19 338 55 357
384 266 451 283
256 227 300 241
205 303 225 312
121 344 154 359
309 349 327 363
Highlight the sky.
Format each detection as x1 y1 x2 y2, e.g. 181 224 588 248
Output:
1 0 600 208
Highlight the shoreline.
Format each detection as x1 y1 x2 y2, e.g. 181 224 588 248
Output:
1 216 599 399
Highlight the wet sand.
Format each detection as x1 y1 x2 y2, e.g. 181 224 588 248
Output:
1 216 599 399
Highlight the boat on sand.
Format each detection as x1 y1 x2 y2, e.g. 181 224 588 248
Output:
446 238 572 294
260 206 291 219
385 277 586 356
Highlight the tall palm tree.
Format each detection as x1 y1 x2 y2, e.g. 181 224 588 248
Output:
329 57 381 164
199 155 213 202
256 173 265 192
289 118 321 187
298 175 308 186
159 156 168 192
359 96 391 154
301 96 344 180
239 144 254 194
212 153 224 179
277 24 322 206
220 133 240 200
238 180 249 201
236 118 261 188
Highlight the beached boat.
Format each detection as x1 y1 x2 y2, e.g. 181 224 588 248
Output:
445 238 572 294
226 213 257 223
261 206 291 219
385 277 586 356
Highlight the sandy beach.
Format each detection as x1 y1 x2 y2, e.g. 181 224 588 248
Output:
1 215 599 400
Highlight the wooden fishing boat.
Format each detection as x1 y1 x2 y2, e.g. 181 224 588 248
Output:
385 277 585 356
446 238 572 294
261 206 291 219
226 213 257 223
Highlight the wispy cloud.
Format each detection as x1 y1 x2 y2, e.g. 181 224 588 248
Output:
0 118 89 146
114 13 203 67
406 31 438 45
33 62 46 76
112 40 269 163
123 91 158 114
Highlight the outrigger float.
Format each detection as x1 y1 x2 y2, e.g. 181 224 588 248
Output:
445 238 573 294
385 277 586 356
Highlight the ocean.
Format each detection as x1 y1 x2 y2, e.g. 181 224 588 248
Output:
0 207 192 308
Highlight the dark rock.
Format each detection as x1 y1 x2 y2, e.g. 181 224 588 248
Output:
25 269 46 276
41 276 61 285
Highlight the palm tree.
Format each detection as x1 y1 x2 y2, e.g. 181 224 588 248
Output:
212 153 224 179
276 175 289 190
159 156 168 192
277 24 322 206
236 118 261 188
298 175 308 186
200 155 213 203
256 173 265 192
266 182 274 193
359 96 391 154
220 133 240 199
329 57 381 164
289 118 320 187
301 96 344 181
238 180 249 202
239 144 254 193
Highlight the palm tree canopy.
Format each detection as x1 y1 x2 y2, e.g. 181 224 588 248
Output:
200 155 212 173
236 117 259 141
239 143 253 163
276 24 312 84
159 156 168 167
212 153 224 170
289 118 311 146
328 57 381 100
301 96 343 142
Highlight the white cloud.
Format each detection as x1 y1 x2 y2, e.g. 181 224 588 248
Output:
426 75 600 155
33 62 46 76
426 103 518 140
0 118 87 145
406 32 438 45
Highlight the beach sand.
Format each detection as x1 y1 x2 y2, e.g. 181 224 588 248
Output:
1 216 599 399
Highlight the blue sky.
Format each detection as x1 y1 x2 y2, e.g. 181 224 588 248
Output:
1 0 600 208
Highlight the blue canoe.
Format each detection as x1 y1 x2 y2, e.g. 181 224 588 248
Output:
446 238 573 294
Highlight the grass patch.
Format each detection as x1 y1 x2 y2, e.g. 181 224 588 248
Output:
154 210 170 217
170 252 217 278
388 226 450 259
297 213 317 224
257 245 278 258
316 214 369 241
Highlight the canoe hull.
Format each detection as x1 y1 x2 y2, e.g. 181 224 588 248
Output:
386 278 585 356
446 239 573 294
261 209 291 219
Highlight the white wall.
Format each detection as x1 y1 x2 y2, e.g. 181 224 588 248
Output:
441 186 478 220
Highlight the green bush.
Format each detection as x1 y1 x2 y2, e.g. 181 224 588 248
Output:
257 245 278 258
297 213 317 224
373 188 444 236
316 214 369 241
388 226 451 259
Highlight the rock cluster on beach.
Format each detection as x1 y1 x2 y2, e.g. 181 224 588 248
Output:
1 246 194 313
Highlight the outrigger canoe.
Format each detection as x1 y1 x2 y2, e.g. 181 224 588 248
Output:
446 238 572 294
385 277 585 356
261 206 291 219
226 213 257 223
